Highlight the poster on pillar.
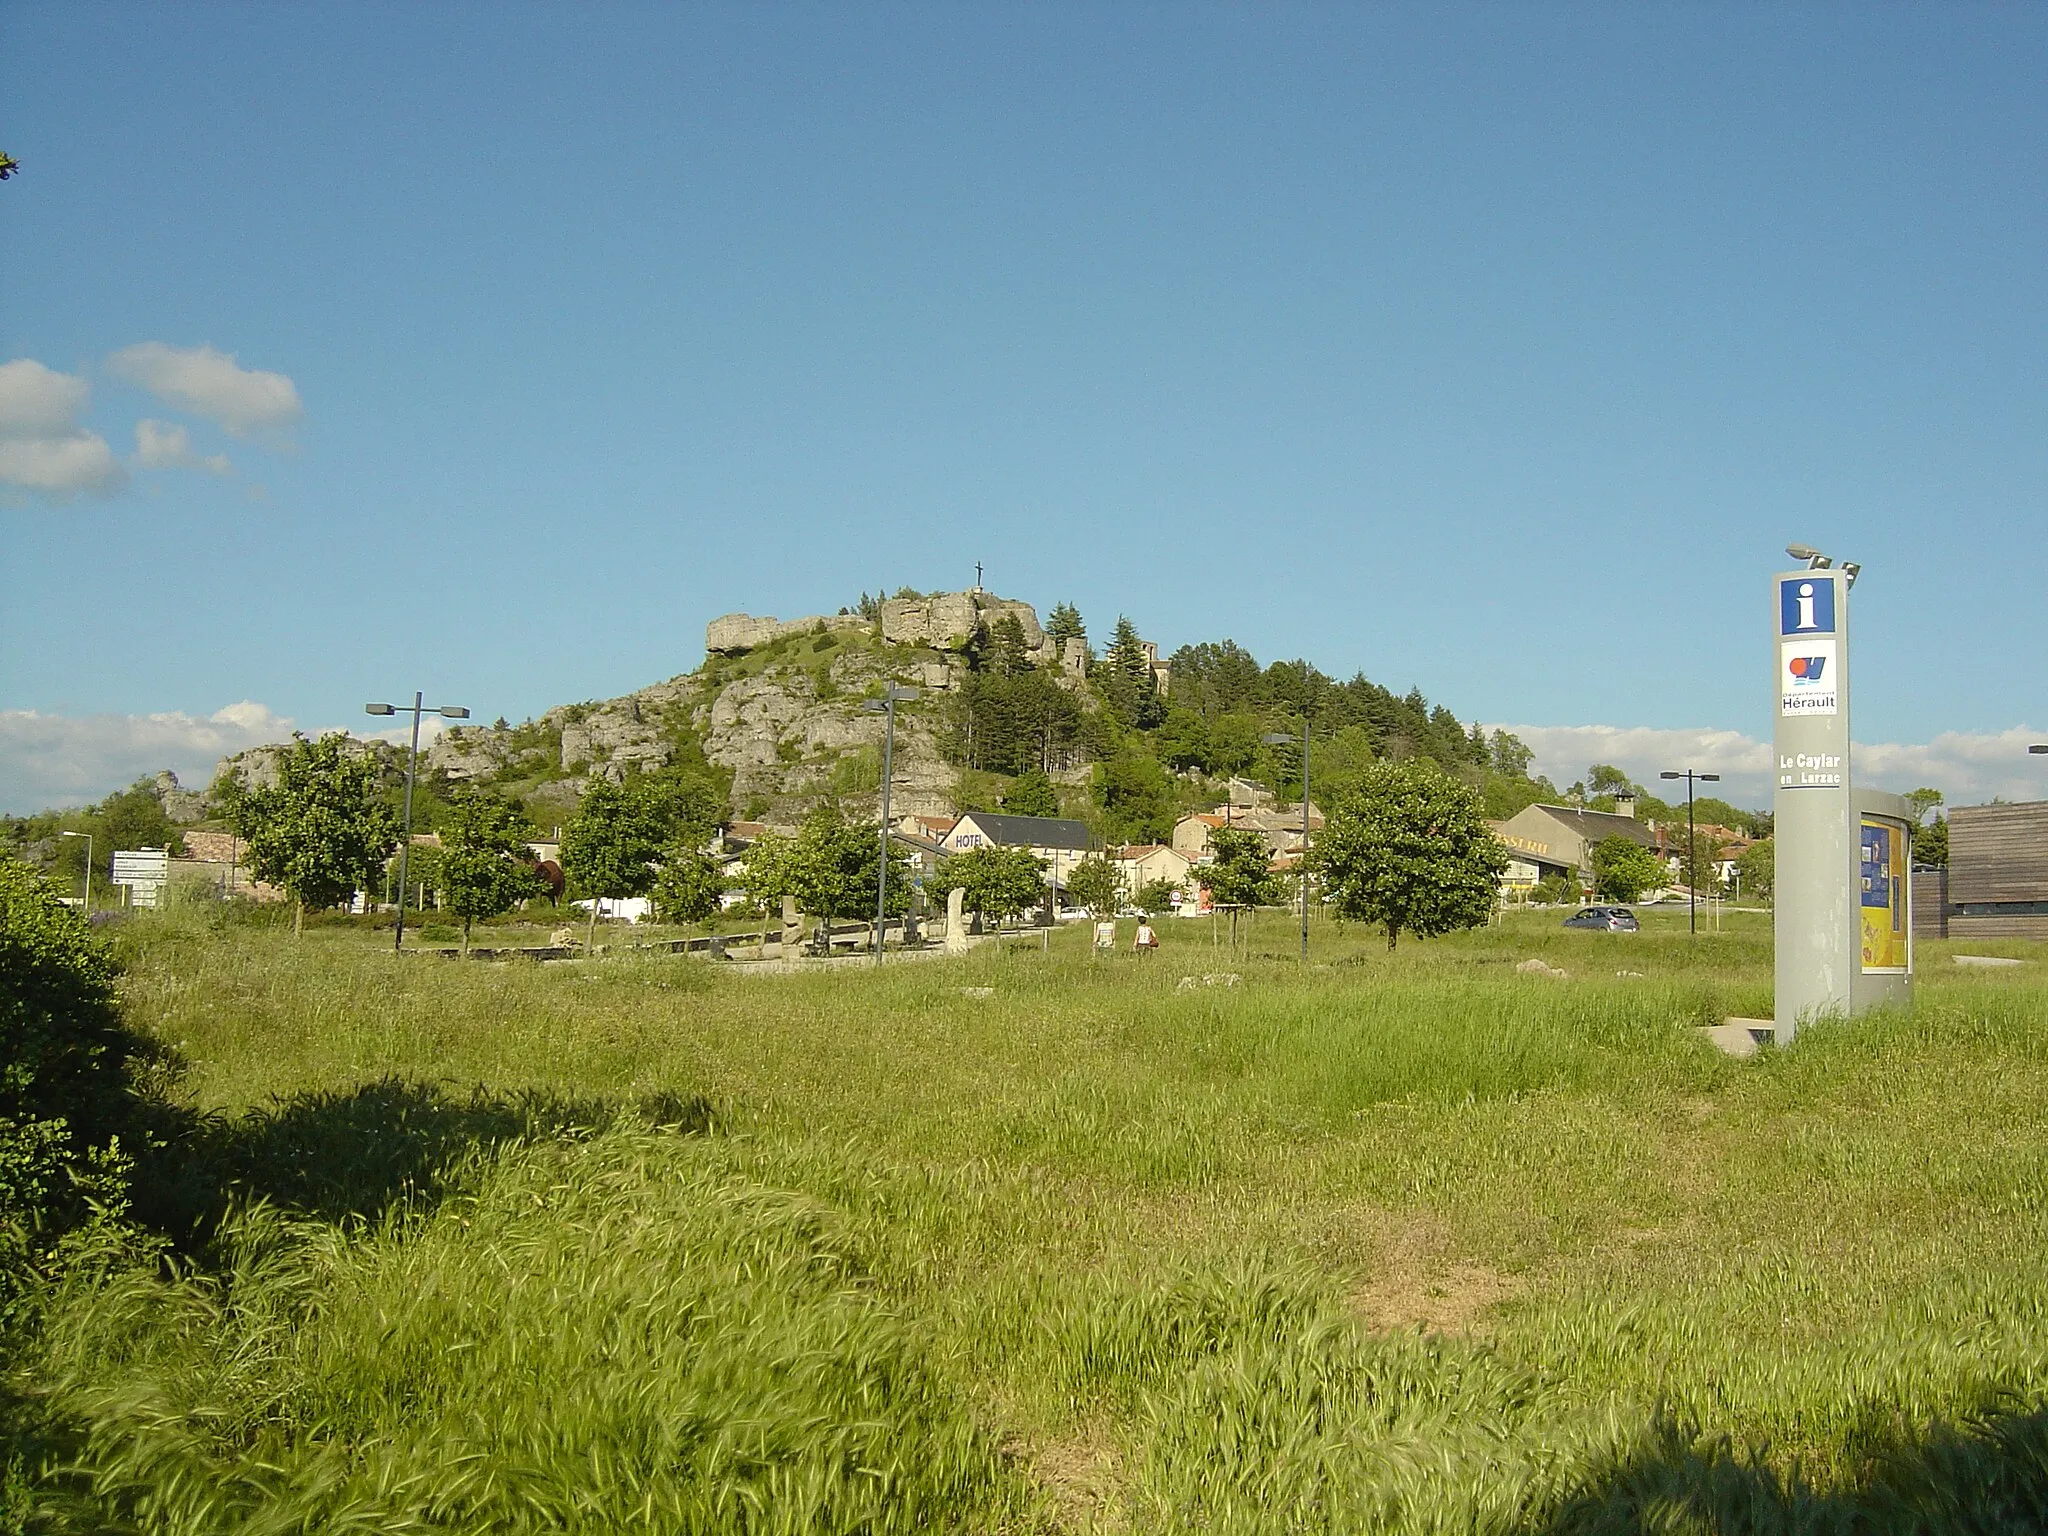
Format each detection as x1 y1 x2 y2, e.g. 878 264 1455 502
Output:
1859 817 1909 972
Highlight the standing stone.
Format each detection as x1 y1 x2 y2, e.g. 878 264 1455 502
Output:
945 887 969 953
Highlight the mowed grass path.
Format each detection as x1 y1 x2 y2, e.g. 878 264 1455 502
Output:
18 909 2048 1532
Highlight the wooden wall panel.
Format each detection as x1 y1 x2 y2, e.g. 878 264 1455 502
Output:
1949 802 2048 904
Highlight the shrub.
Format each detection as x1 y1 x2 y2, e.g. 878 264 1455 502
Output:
0 858 146 1298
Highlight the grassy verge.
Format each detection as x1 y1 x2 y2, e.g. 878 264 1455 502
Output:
10 909 2048 1531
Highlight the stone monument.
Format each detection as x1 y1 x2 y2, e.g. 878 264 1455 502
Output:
945 887 969 954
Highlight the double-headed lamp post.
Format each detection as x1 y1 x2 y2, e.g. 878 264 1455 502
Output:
862 686 920 964
1263 722 1312 965
366 692 470 952
1658 769 1721 935
59 830 91 913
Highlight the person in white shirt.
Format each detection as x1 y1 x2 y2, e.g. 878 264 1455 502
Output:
1133 918 1158 952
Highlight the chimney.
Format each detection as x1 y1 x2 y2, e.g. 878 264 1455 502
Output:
1614 793 1637 819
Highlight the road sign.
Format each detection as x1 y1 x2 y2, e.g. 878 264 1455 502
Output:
111 848 170 909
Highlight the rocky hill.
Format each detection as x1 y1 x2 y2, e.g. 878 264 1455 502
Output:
214 588 1093 828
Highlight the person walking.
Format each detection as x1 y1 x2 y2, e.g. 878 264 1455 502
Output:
1133 916 1158 954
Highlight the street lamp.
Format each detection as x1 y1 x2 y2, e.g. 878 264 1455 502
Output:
1263 721 1312 965
862 686 920 963
1786 544 1860 589
366 692 470 952
1658 769 1721 934
59 830 91 913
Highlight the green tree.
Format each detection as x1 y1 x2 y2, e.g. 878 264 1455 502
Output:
989 612 1034 676
1097 616 1165 728
737 831 798 916
1151 708 1211 773
227 734 399 935
1591 836 1664 902
1587 764 1635 799
1062 855 1123 918
1905 788 1947 870
561 776 664 951
1093 751 1176 845
1912 817 1947 870
1001 769 1060 818
1045 602 1085 651
1734 838 1775 900
1203 823 1278 947
1489 730 1535 778
1674 825 1728 896
936 843 1046 927
1312 761 1507 949
787 809 912 946
440 793 542 954
1133 877 1182 914
1 857 148 1290
652 844 727 927
1207 713 1264 776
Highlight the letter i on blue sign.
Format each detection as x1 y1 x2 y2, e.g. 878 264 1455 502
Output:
1780 576 1835 636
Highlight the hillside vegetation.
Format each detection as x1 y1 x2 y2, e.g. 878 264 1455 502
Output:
7 905 2048 1530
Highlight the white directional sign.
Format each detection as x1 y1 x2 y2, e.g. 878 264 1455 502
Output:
111 848 170 909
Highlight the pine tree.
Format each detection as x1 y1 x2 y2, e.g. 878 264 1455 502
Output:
1046 602 1085 650
990 613 1033 676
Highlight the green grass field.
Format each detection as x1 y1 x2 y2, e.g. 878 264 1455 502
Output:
12 907 2048 1532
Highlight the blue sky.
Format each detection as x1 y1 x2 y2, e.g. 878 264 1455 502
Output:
4 3 2045 811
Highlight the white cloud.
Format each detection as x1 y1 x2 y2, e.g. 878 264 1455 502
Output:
107 342 301 437
0 704 453 815
0 703 296 814
1492 721 2048 811
0 358 125 496
134 418 232 476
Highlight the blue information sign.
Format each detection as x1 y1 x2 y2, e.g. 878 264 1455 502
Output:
1780 576 1836 636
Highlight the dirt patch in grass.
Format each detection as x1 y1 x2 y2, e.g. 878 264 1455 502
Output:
1347 1213 1522 1336
1020 1427 1127 1531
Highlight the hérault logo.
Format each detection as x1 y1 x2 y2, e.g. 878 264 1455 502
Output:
1787 654 1827 685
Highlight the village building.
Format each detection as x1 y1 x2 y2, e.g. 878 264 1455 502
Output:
1946 800 2048 940
1489 802 1661 892
1171 802 1322 862
1111 843 1196 905
940 811 1096 906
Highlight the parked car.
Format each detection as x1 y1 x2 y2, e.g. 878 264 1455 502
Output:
1563 905 1639 932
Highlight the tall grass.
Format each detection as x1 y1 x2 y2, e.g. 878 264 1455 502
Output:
8 908 2048 1530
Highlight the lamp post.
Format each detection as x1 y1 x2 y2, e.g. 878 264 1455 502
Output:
59 830 91 913
1658 769 1721 934
862 686 920 963
1263 720 1311 965
366 692 470 952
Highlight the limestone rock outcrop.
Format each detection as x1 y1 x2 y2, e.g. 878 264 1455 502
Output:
705 611 867 655
878 591 1049 658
